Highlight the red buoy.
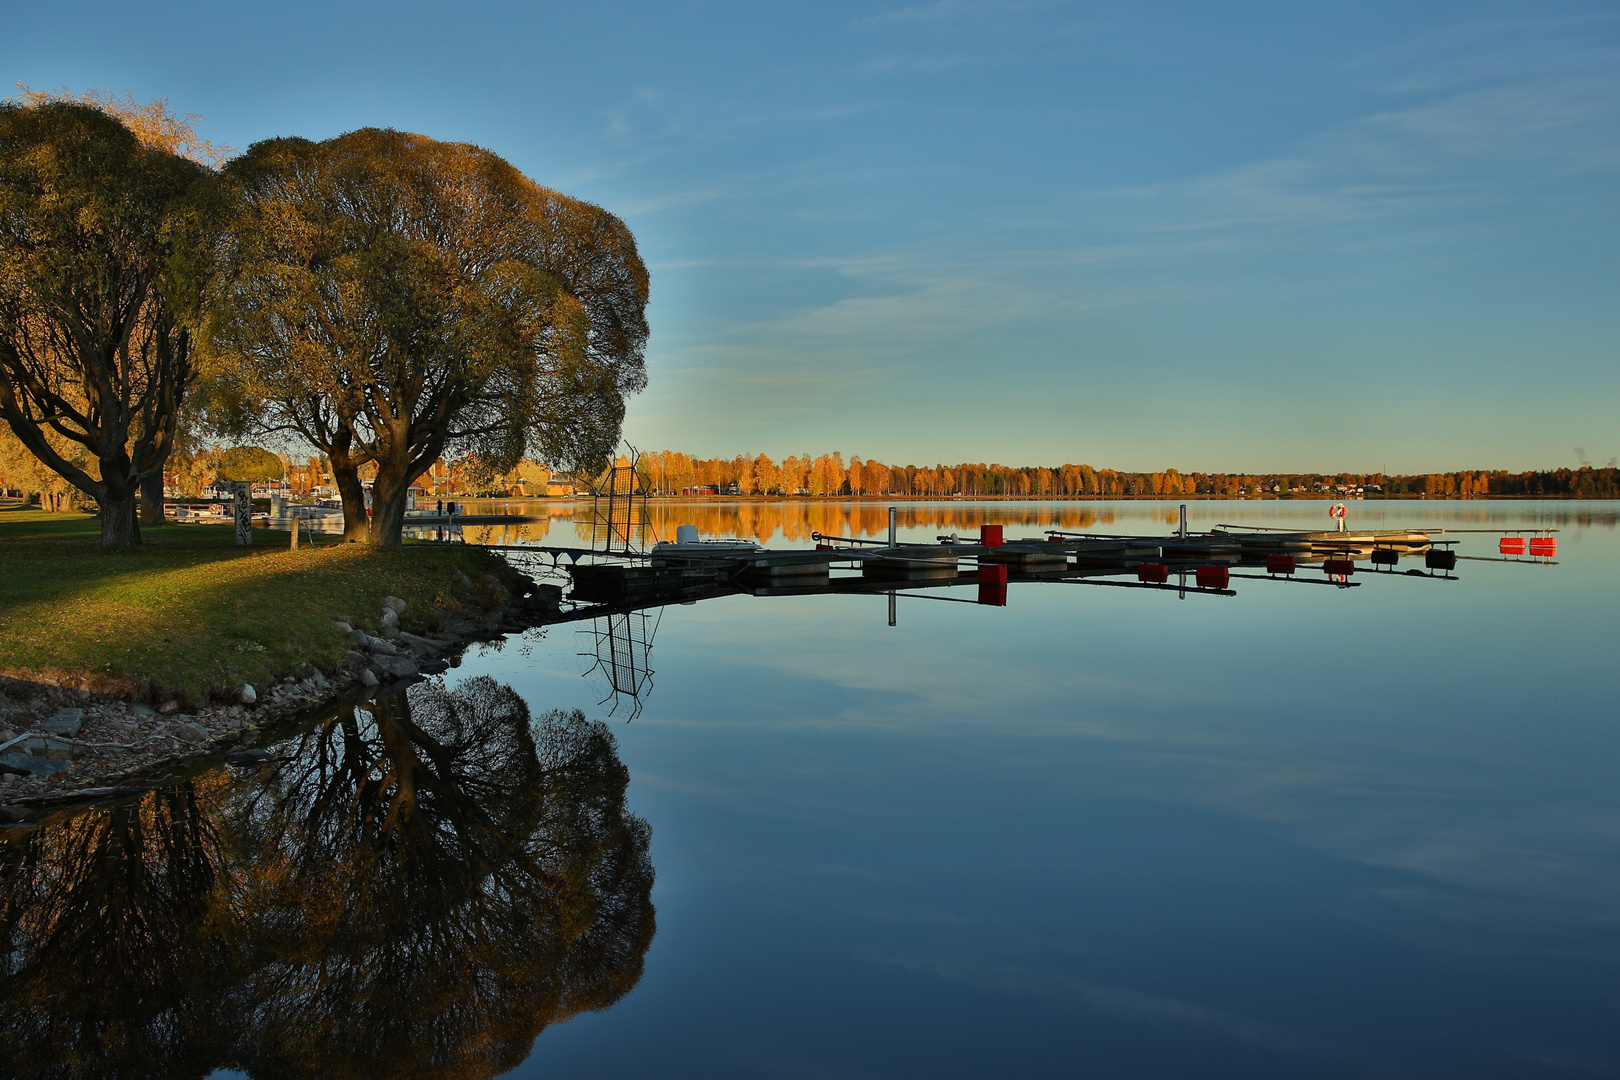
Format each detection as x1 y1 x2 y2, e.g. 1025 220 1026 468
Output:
1322 558 1355 576
1137 563 1169 584
1195 565 1229 589
1265 554 1296 575
979 524 1004 547
978 563 1008 586
1528 537 1557 557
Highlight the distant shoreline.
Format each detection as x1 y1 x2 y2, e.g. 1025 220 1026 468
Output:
452 493 1618 503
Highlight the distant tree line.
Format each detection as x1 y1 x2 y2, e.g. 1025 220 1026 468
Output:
630 451 1620 499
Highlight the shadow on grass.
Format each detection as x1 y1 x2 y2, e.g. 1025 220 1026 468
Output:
1 514 504 702
0 514 318 615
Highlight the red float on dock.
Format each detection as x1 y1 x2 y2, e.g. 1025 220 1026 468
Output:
979 524 1003 547
1499 537 1526 555
1137 563 1169 584
978 563 1008 586
1528 537 1557 557
1322 558 1355 576
1265 554 1296 575
1195 566 1229 589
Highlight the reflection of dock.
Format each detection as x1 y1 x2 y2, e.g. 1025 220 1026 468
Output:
548 525 1434 607
533 506 1567 610
466 486 1568 616
486 509 1557 721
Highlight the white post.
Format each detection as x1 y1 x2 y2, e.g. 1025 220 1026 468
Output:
233 482 252 546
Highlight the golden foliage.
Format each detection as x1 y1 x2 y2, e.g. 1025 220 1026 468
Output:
11 83 233 167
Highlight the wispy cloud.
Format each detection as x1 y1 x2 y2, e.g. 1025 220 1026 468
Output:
861 54 981 75
1087 16 1620 241
863 0 1063 25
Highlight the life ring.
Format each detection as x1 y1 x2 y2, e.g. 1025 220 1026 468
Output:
1329 504 1347 519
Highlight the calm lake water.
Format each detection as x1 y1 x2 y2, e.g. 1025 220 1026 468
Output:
6 500 1617 1079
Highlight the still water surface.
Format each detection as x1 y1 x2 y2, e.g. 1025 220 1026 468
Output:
6 500 1618 1078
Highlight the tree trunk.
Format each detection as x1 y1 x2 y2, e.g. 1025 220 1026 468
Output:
139 471 166 527
368 463 414 549
98 490 141 549
330 458 371 543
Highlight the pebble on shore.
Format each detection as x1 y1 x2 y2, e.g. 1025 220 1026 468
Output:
0 567 548 811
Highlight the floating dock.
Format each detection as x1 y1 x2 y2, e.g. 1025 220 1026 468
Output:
511 519 1478 609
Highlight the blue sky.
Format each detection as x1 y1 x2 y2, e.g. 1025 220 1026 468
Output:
6 1 1617 472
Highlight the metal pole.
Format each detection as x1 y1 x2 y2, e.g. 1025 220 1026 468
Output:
1179 504 1187 538
888 590 896 627
889 506 897 547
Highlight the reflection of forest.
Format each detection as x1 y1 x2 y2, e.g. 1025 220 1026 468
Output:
633 502 1127 547
454 497 1620 551
454 500 1132 548
0 678 654 1080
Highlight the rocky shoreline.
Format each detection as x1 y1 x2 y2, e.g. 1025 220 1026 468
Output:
0 566 563 827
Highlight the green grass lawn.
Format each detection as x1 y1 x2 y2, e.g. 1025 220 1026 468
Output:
0 507 512 705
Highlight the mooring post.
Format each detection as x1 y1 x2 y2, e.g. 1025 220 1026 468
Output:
289 513 299 549
1179 503 1187 538
233 482 252 546
889 506 897 547
888 590 896 627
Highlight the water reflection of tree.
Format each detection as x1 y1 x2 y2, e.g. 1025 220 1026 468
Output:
234 678 656 1079
0 779 237 1079
0 678 654 1080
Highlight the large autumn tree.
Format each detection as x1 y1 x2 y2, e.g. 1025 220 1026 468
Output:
14 86 233 525
207 128 648 546
0 102 209 547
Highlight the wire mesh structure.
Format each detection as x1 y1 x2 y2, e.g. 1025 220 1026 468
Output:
579 608 659 719
588 446 651 554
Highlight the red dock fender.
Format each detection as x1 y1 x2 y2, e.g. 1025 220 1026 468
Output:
1137 563 1169 584
1195 565 1229 589
1265 554 1296 575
